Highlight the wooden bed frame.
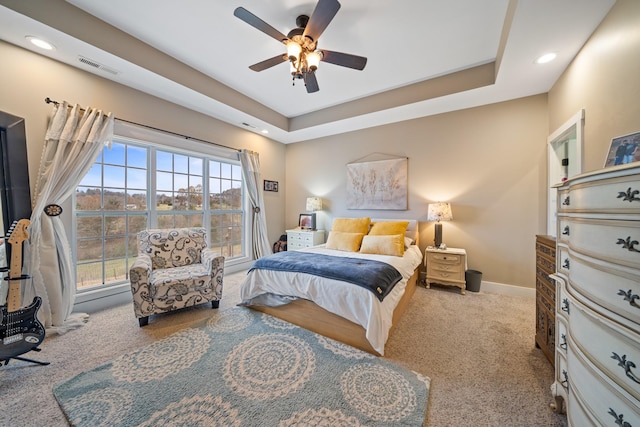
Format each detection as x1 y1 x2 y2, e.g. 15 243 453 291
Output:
248 265 420 356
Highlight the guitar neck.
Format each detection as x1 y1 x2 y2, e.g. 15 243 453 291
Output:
6 241 23 312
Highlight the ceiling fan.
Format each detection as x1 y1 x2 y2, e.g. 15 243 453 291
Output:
234 0 367 93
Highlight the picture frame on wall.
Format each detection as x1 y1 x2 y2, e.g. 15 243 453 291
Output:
604 131 640 168
263 180 278 192
298 213 316 230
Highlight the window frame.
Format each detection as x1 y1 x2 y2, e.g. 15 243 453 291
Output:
70 123 253 309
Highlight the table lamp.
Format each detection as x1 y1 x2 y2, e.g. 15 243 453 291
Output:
427 202 453 248
306 197 322 212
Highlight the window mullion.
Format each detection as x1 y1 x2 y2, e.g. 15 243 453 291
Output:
149 147 157 227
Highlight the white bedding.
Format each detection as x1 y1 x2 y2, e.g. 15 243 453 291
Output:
239 244 423 355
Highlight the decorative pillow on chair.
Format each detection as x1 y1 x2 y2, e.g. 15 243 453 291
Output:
325 231 365 252
331 217 371 234
359 234 405 257
368 221 410 236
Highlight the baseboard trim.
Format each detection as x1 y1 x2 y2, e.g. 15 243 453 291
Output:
479 281 535 298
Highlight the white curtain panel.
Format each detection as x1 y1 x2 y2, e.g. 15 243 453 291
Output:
23 102 114 333
239 149 271 259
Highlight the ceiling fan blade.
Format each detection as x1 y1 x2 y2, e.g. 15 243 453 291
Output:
320 50 367 70
303 0 341 41
249 54 288 72
234 7 288 43
305 72 320 93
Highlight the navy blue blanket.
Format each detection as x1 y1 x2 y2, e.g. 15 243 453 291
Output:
249 251 403 301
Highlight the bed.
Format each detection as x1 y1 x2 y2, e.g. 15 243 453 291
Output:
239 218 422 356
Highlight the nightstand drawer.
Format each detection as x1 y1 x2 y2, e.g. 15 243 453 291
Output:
430 253 461 264
288 233 314 244
286 229 324 250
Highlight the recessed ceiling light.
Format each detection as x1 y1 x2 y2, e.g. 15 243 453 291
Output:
26 36 55 50
261 129 269 134
535 52 557 64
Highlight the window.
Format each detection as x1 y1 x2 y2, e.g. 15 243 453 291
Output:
75 137 245 291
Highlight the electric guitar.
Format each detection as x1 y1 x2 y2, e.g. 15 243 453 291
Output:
0 219 46 362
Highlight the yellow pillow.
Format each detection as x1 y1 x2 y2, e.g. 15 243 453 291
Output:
325 231 365 252
331 217 371 234
368 221 410 236
359 234 405 257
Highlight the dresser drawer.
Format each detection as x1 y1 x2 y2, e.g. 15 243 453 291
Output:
569 252 640 331
536 239 556 262
567 380 603 426
568 339 640 426
557 317 568 356
570 297 640 400
557 245 570 276
557 189 571 212
557 217 571 244
535 274 555 303
555 350 569 400
556 276 571 322
564 218 640 269
559 173 640 213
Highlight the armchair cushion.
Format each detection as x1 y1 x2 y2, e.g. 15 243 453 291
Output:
138 228 207 270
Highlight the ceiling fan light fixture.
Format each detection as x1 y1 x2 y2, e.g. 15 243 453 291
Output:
235 1 366 93
307 51 322 71
286 41 302 62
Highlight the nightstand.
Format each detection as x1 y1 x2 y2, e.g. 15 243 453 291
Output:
286 229 325 250
425 247 467 294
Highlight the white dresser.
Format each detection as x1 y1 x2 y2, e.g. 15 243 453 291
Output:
286 229 325 250
551 164 640 425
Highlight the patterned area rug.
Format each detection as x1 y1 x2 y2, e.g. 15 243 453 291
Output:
53 307 430 426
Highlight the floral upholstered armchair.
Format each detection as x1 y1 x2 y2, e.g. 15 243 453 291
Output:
129 228 224 326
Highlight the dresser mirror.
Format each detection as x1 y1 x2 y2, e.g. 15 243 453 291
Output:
0 110 33 270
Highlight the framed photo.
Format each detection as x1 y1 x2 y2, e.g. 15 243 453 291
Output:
298 213 316 230
604 131 640 167
263 180 278 192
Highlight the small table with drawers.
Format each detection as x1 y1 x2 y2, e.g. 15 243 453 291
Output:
425 247 467 294
286 228 325 250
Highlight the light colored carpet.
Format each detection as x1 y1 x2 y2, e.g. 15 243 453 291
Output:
1 271 567 426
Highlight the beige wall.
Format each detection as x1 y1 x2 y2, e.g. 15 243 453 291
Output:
0 40 287 250
286 95 549 288
548 0 640 172
2 0 635 290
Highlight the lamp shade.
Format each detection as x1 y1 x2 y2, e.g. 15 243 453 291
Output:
306 197 323 212
427 202 453 222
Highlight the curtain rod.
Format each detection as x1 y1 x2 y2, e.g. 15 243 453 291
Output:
44 97 240 153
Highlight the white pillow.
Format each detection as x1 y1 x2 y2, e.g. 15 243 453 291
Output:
404 236 414 249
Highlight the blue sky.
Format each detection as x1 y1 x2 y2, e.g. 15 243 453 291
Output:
79 142 242 194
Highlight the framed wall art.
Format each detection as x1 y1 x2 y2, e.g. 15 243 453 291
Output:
263 180 278 192
604 131 640 167
346 156 408 210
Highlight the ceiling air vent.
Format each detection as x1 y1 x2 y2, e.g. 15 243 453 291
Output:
78 56 119 75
